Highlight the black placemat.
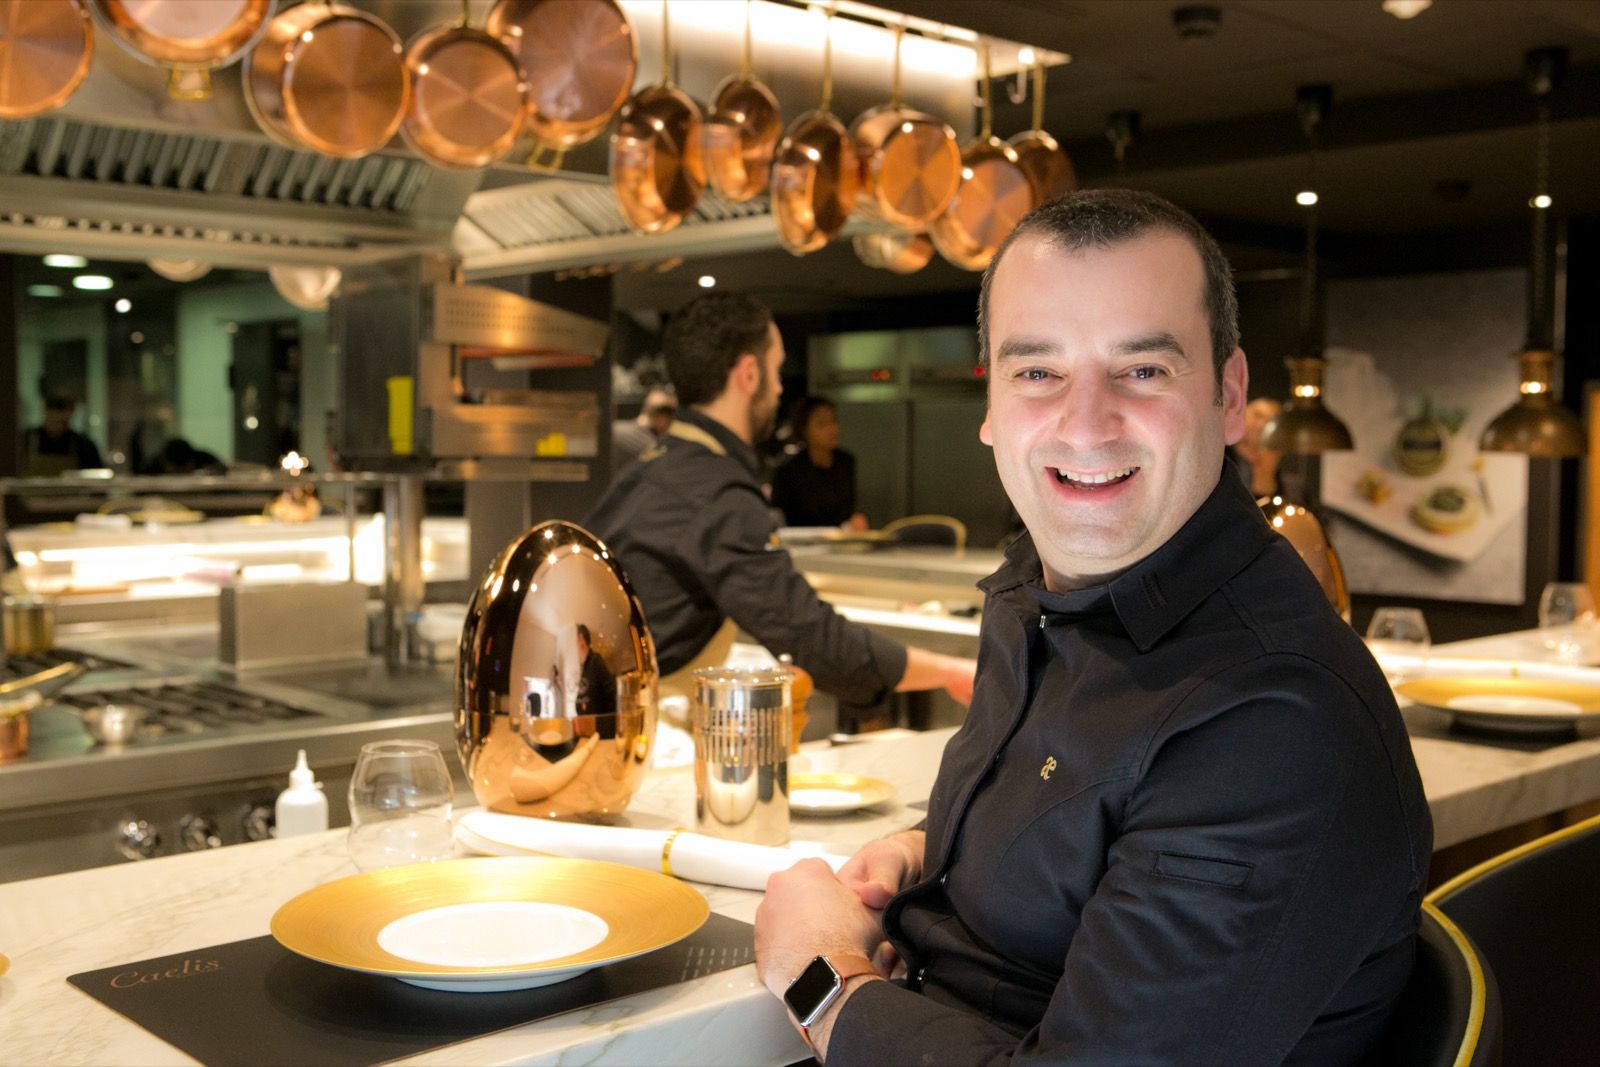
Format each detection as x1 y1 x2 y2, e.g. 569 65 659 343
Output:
68 912 754 1067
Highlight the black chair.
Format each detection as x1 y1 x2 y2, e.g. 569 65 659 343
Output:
1378 902 1501 1067
1428 812 1600 1067
883 514 966 549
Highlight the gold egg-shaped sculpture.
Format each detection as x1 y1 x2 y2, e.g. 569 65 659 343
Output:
455 520 658 819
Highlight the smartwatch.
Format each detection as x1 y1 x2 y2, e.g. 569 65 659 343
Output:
782 954 877 1049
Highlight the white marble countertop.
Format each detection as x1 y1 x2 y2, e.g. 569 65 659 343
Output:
0 731 943 1067
8 626 1600 1065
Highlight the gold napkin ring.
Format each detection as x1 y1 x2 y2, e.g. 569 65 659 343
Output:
661 828 684 877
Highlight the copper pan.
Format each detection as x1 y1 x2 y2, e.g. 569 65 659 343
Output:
610 1 703 234
770 9 858 256
704 1 780 203
930 50 1032 271
0 0 94 119
487 0 636 165
402 3 527 169
853 231 932 274
245 2 409 159
850 24 960 228
1006 63 1075 206
92 0 274 101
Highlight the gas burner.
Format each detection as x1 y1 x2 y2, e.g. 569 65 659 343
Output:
57 682 320 739
1 647 130 683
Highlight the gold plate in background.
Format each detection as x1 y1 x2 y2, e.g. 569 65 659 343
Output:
271 857 707 992
0 952 9 978
789 772 897 814
1397 676 1600 733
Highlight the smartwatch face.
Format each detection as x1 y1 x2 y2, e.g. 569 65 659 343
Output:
783 957 840 1023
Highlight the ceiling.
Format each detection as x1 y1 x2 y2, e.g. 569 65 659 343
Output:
616 0 1600 312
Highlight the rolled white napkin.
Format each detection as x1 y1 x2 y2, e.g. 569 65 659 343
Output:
456 810 847 891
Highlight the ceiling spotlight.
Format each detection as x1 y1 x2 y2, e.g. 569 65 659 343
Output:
697 274 716 288
1296 190 1319 206
129 331 145 344
43 254 87 269
27 284 63 298
1017 47 1035 67
1531 193 1552 209
1381 0 1433 18
114 298 132 313
72 275 113 291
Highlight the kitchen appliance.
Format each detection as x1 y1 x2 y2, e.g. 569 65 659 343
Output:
455 520 659 820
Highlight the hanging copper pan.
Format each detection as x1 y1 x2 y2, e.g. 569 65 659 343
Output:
402 3 527 169
1006 62 1075 206
0 0 93 119
704 0 781 202
770 9 858 255
853 231 933 274
850 24 960 229
246 2 409 159
92 0 274 101
930 49 1032 271
610 1 703 234
487 0 636 165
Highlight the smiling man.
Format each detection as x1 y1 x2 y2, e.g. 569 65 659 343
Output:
755 190 1431 1065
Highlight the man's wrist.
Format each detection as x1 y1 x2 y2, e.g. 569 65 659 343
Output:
803 972 881 1060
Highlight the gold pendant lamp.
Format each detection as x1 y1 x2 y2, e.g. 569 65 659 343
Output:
1260 85 1352 455
1480 46 1584 458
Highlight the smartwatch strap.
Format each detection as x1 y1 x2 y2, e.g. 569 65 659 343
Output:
799 955 878 1050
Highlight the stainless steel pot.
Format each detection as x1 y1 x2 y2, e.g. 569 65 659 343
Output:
3 594 55 655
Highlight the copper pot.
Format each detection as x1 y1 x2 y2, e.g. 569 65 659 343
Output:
402 13 527 169
769 10 856 256
703 2 781 203
853 230 933 274
929 54 1031 271
609 2 703 234
705 75 781 203
849 27 960 229
1006 64 1075 206
929 135 1032 271
245 2 409 159
487 0 636 161
92 0 274 100
0 0 94 119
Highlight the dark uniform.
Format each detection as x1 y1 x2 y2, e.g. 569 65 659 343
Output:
584 410 905 707
830 471 1432 1066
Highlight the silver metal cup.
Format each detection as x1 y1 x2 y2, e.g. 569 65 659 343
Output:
691 666 791 845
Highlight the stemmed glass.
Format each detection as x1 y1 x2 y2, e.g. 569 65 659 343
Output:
1538 582 1596 663
347 740 455 872
1366 607 1431 683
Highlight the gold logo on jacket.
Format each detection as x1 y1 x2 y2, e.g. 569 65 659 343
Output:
1040 756 1057 781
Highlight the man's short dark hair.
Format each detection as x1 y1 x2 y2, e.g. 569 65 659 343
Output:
977 189 1240 385
662 293 775 406
576 623 591 646
44 394 75 414
788 395 836 438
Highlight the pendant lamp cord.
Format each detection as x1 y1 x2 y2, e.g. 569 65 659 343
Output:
1528 100 1552 349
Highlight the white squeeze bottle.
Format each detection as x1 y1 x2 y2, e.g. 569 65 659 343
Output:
274 749 329 837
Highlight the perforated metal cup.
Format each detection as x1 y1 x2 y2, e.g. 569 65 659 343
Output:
690 666 791 845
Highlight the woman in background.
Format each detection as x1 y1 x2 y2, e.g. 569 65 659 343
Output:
771 396 867 531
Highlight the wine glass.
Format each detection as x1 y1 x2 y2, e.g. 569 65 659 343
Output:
1366 608 1431 683
1538 582 1596 663
347 740 455 872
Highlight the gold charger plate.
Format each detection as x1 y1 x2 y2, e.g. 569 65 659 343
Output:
1397 676 1600 733
271 857 707 993
0 952 8 978
789 772 897 814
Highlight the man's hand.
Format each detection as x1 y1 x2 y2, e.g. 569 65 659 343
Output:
897 648 978 708
754 858 887 999
838 830 926 910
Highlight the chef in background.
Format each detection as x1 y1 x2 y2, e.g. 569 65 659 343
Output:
21 395 102 476
771 396 868 531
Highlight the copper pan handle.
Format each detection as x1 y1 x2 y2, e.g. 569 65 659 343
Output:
1032 61 1046 132
979 44 993 141
527 142 567 171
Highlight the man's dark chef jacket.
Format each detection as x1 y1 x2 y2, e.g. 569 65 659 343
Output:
585 409 905 707
829 471 1432 1066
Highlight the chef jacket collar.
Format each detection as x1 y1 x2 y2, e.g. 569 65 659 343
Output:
980 466 1276 653
674 408 761 479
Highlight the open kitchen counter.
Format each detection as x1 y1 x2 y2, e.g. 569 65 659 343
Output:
0 623 459 882
0 730 944 1067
